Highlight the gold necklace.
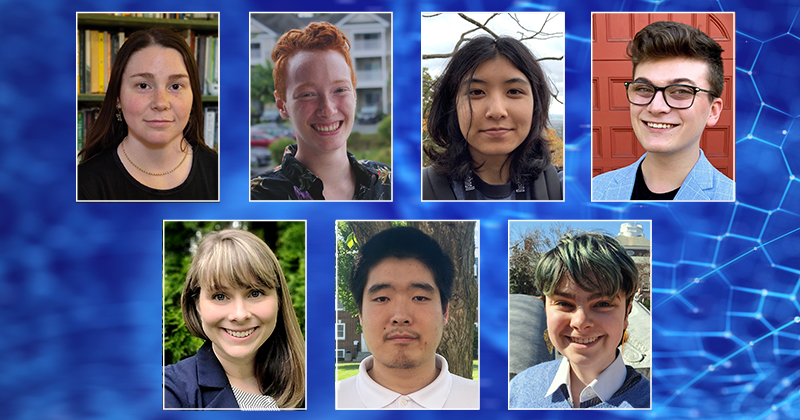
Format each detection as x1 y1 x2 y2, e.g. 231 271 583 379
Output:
121 136 189 176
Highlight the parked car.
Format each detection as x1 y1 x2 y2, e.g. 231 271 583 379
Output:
259 109 283 123
357 105 381 124
251 146 272 169
250 123 295 148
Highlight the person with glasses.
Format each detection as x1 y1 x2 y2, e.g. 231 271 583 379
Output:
592 21 734 201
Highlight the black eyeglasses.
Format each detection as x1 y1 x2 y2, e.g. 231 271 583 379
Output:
624 81 717 109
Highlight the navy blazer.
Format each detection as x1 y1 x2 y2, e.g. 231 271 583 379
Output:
164 341 239 409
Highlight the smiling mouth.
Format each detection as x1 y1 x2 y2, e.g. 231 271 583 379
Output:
225 327 256 338
568 336 600 344
481 128 512 135
312 121 342 132
645 122 677 129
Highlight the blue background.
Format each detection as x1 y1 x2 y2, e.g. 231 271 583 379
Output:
1 0 799 419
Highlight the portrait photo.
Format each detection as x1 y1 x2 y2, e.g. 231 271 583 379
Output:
421 12 565 201
162 221 306 410
335 221 479 409
508 220 652 409
591 13 735 201
76 12 220 201
249 13 392 201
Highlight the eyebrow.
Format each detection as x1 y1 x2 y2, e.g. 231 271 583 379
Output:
634 76 698 86
464 77 530 86
293 79 351 91
365 282 436 295
128 72 189 81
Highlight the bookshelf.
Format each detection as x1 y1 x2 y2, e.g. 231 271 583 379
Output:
76 13 220 156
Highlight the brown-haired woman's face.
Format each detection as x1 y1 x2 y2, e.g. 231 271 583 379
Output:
118 46 193 147
456 56 533 164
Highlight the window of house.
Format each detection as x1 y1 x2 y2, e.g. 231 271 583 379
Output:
336 323 345 340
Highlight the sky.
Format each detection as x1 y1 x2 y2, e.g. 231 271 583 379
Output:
421 12 565 116
509 220 653 244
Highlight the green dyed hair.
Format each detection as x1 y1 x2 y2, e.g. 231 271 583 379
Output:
534 233 639 308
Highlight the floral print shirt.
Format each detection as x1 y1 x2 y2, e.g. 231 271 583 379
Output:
250 145 391 200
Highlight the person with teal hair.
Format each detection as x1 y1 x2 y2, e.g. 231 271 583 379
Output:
509 232 650 408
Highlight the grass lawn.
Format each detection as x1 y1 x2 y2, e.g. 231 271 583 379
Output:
336 360 479 381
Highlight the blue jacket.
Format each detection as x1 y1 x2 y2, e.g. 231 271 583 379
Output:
164 342 239 409
592 149 734 201
509 359 650 408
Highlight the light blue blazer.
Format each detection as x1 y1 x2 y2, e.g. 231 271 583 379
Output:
592 149 734 201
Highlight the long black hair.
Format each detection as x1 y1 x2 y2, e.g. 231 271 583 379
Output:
425 36 552 182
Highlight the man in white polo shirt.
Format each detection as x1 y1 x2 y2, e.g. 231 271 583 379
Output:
336 226 479 409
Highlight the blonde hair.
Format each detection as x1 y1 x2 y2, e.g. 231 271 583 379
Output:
181 229 305 408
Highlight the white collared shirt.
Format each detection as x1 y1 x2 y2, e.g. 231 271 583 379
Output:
336 354 479 409
544 352 627 406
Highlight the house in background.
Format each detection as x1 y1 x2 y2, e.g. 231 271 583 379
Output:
250 13 392 121
615 222 651 295
336 297 368 362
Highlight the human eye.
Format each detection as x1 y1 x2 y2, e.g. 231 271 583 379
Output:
372 296 389 303
668 85 695 98
634 83 654 94
211 293 227 301
169 83 184 91
249 289 264 298
135 82 150 90
412 296 431 302
507 88 525 95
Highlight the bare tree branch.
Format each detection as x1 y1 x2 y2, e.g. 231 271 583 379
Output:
422 13 442 18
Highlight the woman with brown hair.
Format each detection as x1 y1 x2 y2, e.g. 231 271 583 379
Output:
165 229 305 409
78 27 217 200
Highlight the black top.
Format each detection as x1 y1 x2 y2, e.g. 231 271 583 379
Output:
250 145 391 200
78 144 218 201
163 341 239 408
631 160 679 200
422 165 562 200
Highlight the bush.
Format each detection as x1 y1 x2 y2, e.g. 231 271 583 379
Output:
269 137 295 163
377 115 391 142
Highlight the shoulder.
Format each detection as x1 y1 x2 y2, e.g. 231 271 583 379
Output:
335 376 364 408
194 145 218 168
352 158 392 200
250 167 297 200
607 366 651 408
447 372 480 404
509 359 560 408
423 165 455 200
77 148 121 200
593 159 640 200
681 150 735 200
164 354 200 408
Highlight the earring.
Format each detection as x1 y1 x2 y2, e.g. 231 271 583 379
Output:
620 329 629 354
116 108 122 122
543 329 554 354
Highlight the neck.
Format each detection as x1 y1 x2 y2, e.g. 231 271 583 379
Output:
367 355 440 395
212 345 260 393
122 135 188 169
641 148 700 193
473 156 511 185
294 146 355 199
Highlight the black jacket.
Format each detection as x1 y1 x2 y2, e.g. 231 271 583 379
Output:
164 342 239 409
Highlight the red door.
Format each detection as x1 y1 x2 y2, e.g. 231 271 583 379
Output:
592 13 735 180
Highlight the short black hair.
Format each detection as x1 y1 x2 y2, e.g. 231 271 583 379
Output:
349 226 454 313
425 36 553 182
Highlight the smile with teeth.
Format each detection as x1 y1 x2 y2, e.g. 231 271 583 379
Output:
313 121 342 132
645 122 676 129
225 328 256 338
568 336 599 344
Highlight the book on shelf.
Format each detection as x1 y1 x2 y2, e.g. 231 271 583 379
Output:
203 106 218 150
78 29 218 95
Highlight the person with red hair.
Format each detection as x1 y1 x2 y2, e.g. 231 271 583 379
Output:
250 22 391 200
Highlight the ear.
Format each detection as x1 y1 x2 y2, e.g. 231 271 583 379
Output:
624 301 632 330
443 302 450 325
705 97 723 127
275 91 290 119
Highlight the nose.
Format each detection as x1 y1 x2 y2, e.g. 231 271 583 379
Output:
228 297 251 322
570 306 593 330
390 301 411 325
317 94 336 117
647 89 671 113
151 88 171 111
485 93 508 120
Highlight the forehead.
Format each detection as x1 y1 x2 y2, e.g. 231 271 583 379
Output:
124 46 187 76
284 49 351 89
633 57 710 87
551 275 621 300
364 257 439 293
465 55 528 83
